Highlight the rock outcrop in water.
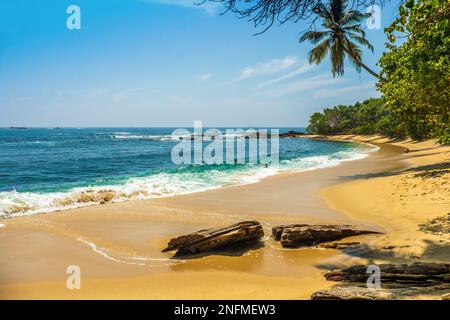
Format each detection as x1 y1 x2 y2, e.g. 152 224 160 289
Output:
272 224 381 248
278 130 307 138
162 221 264 256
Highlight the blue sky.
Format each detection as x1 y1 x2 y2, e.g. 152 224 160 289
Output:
0 0 399 127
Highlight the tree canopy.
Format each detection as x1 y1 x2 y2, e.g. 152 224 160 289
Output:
378 0 450 143
307 98 405 137
307 0 449 144
202 0 448 143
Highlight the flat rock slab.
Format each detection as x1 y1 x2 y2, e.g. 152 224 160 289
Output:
325 262 450 286
311 286 394 300
312 283 450 300
319 242 360 249
272 224 381 248
162 221 264 256
442 293 450 300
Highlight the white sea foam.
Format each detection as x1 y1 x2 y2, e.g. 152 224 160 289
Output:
111 131 258 141
0 144 377 219
0 223 5 228
77 238 181 267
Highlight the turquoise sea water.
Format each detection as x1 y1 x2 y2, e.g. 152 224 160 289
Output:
0 128 376 218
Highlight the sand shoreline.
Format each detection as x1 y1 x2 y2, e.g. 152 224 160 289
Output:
0 136 448 299
0 136 377 220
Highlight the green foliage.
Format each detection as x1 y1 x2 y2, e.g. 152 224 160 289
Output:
299 0 382 80
438 127 450 145
379 0 450 143
309 1 450 144
307 98 406 137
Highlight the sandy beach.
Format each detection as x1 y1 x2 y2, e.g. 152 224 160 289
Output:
0 136 448 299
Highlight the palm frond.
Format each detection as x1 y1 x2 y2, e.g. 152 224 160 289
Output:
348 33 374 52
321 20 336 30
313 2 334 23
340 11 371 26
342 24 365 36
308 38 332 65
331 37 345 77
331 0 348 22
300 31 330 44
342 37 363 73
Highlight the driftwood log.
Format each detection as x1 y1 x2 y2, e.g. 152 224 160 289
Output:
272 224 381 248
325 262 450 286
162 221 264 256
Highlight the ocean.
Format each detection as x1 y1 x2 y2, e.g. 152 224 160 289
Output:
0 127 377 218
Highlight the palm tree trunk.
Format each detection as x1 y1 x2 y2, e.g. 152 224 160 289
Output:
344 48 387 83
357 60 387 83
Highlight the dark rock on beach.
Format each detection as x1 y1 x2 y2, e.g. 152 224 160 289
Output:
312 284 450 300
311 286 393 300
272 224 381 248
442 293 450 300
312 262 450 300
162 221 264 257
319 241 360 249
324 262 450 286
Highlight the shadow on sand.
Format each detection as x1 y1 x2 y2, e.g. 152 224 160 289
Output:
169 240 265 260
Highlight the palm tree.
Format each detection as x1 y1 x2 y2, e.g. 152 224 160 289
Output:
300 0 386 82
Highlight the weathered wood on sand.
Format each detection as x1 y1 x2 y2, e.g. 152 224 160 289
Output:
162 221 264 256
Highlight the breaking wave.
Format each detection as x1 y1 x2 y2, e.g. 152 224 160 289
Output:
0 145 377 219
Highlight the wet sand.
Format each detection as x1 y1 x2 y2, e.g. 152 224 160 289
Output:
0 138 447 299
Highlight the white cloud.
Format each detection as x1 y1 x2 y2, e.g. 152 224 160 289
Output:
197 73 212 81
8 96 31 106
254 62 314 90
84 87 141 103
84 88 109 100
227 56 298 84
140 0 219 15
169 95 191 104
266 74 340 98
112 88 139 103
313 82 377 100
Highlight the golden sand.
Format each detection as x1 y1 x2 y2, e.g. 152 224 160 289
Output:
321 135 449 261
0 136 448 299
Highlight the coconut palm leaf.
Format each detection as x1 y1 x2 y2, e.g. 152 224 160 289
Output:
331 0 348 21
331 38 345 76
340 11 371 26
349 33 374 52
300 0 385 82
308 38 332 64
299 31 330 44
342 24 366 36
